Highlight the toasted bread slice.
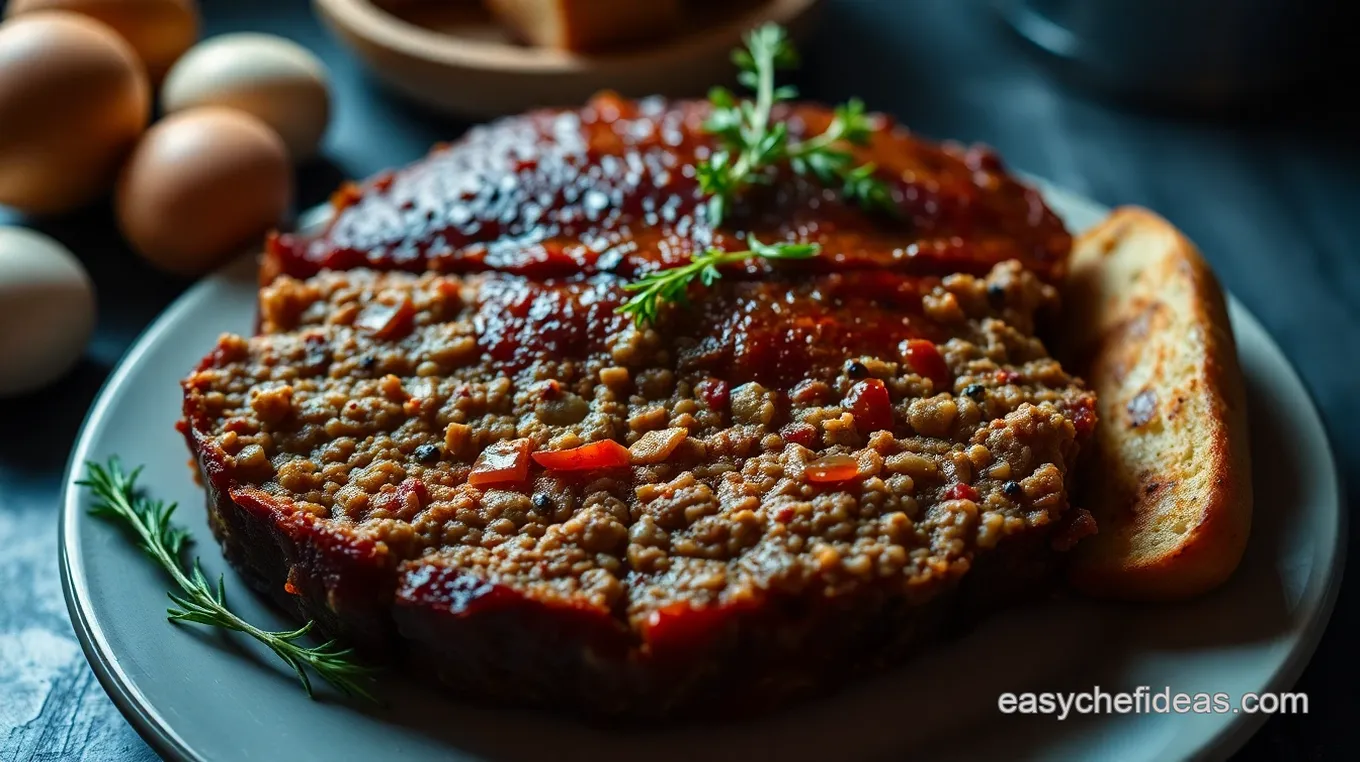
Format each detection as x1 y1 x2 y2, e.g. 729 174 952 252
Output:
1063 207 1251 600
484 0 681 51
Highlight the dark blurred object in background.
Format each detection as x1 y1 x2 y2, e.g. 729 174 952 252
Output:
995 0 1346 109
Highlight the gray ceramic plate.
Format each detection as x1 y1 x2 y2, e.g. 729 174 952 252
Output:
61 187 1344 762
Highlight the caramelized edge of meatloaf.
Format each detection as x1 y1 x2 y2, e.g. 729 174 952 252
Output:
261 96 1070 287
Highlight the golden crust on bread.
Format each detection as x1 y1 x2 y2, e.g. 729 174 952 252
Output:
1064 207 1252 600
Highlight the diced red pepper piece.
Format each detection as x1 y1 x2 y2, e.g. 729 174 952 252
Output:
468 438 531 487
531 440 631 471
355 297 415 340
779 422 819 448
845 378 893 433
1066 397 1098 438
943 483 980 502
995 369 1021 385
902 339 950 387
695 378 729 410
377 477 429 515
806 454 861 483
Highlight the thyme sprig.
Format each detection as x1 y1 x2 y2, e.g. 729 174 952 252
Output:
80 458 378 702
616 236 819 327
698 23 895 225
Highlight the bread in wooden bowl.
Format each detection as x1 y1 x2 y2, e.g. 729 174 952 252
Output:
313 0 822 117
1063 206 1252 601
485 0 681 51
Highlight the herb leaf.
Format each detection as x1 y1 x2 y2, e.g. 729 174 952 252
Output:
697 23 895 224
615 237 820 327
79 458 379 702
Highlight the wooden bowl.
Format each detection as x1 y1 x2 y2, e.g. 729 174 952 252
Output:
312 0 824 118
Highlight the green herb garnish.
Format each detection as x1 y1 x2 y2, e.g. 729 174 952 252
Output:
698 23 895 225
616 236 819 327
80 458 378 702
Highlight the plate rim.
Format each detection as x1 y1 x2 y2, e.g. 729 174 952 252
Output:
59 189 1346 762
59 266 239 762
1183 326 1347 760
1031 187 1348 762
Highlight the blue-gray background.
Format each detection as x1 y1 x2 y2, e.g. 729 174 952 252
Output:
2 0 1355 758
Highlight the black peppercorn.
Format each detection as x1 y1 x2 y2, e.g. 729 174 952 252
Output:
304 338 331 373
986 283 1006 306
962 383 985 400
414 444 440 463
845 360 869 379
358 355 377 371
1002 480 1023 498
531 494 553 511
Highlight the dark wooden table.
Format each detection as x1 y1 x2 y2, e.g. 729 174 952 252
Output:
2 0 1354 759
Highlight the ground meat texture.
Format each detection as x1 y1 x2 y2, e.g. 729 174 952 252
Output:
182 97 1094 716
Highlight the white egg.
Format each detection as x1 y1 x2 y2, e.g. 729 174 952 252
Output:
0 226 96 397
161 33 330 161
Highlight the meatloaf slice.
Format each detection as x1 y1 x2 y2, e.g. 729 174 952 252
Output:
181 259 1096 712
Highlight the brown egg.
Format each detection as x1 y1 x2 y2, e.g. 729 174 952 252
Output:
0 12 149 215
5 0 199 81
116 107 292 276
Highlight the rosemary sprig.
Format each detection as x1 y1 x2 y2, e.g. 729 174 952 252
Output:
698 23 895 224
80 458 378 702
616 236 819 327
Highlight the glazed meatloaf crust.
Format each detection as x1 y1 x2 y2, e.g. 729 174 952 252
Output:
181 95 1096 714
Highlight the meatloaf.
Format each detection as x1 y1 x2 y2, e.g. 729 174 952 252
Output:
180 94 1097 714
